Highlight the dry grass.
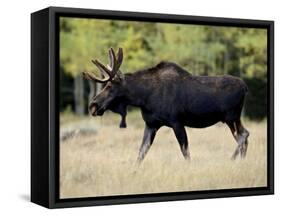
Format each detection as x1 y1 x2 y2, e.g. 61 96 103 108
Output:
60 111 267 198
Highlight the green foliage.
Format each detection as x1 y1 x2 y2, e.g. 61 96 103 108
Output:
60 17 267 78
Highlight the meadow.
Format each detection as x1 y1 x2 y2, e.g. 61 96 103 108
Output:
60 110 267 198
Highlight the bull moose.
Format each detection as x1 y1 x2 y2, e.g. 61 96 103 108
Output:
83 48 249 162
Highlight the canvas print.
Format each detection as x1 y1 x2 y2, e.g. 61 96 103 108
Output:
59 17 267 199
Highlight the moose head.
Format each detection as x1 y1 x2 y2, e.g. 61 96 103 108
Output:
83 48 126 117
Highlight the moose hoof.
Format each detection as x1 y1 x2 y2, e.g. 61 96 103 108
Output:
119 123 127 128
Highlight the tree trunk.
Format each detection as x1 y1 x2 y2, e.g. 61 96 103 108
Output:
88 81 96 104
96 82 103 95
74 74 84 115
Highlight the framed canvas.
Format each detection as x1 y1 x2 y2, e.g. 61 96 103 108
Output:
31 6 274 208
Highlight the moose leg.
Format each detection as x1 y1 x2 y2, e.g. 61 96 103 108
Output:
119 114 127 128
227 120 249 159
235 120 249 158
227 122 240 159
137 125 158 163
172 124 190 160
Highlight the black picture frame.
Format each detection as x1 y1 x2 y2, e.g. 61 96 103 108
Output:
31 6 274 208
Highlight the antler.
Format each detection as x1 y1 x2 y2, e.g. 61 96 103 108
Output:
82 71 110 83
83 48 123 83
108 47 123 72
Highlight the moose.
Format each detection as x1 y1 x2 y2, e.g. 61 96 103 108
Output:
83 48 249 162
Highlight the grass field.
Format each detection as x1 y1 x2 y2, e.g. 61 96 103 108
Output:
60 110 267 198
